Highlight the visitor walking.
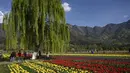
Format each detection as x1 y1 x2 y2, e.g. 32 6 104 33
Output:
91 50 94 54
38 51 41 59
46 52 50 60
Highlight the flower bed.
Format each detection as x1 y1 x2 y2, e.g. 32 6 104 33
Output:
4 54 130 73
7 61 89 73
8 63 29 73
46 56 130 73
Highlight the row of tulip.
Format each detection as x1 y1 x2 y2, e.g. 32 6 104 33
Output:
8 63 29 73
53 54 130 57
80 59 130 68
32 61 89 73
22 61 56 73
46 59 130 73
8 61 89 73
53 55 130 66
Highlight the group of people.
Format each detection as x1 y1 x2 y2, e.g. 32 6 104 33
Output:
10 50 27 62
10 50 51 62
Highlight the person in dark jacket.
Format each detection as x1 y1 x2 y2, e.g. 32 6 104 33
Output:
10 51 16 61
38 51 41 59
24 51 27 60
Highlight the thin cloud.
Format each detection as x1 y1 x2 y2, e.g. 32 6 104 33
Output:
123 15 129 18
62 2 71 12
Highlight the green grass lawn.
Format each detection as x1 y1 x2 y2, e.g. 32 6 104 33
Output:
0 64 10 73
52 53 130 56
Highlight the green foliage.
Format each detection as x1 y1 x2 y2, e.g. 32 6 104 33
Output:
2 53 10 60
3 0 70 53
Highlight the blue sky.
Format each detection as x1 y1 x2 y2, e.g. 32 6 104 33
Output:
0 0 130 27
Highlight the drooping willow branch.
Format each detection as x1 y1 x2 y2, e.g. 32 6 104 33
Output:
3 0 70 53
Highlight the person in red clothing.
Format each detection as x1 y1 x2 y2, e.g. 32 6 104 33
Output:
18 50 22 62
18 50 21 57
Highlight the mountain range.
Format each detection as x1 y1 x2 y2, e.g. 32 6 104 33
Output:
69 20 130 46
0 20 130 48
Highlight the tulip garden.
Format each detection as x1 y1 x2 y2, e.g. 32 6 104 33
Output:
0 54 130 73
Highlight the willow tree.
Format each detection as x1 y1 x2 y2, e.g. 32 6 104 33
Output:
3 0 70 53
